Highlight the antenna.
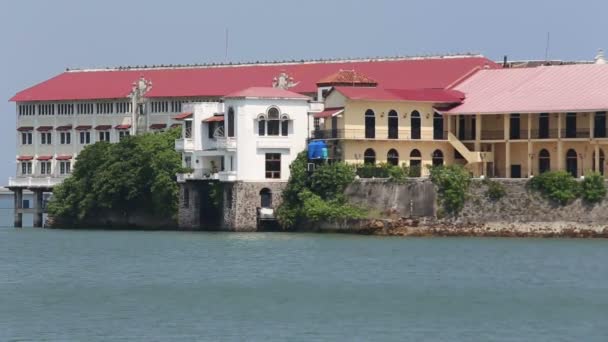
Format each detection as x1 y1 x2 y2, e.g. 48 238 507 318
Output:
225 28 229 61
544 32 550 62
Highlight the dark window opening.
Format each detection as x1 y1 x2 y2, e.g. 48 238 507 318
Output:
365 109 375 139
411 111 421 140
387 149 399 166
363 148 376 164
265 153 281 179
388 110 398 139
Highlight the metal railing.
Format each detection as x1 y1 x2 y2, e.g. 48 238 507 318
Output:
311 129 448 140
561 129 591 139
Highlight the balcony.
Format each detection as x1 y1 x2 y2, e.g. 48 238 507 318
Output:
561 129 591 139
175 138 194 151
176 168 219 183
217 171 237 182
309 102 325 113
311 129 448 140
8 176 64 188
212 137 237 150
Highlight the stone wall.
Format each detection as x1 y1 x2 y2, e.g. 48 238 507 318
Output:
223 181 287 231
344 179 436 218
177 182 201 230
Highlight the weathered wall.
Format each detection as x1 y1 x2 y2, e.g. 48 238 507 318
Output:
456 179 608 224
345 179 436 217
223 181 286 231
177 182 201 230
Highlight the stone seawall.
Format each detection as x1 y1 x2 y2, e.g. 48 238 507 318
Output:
335 178 608 237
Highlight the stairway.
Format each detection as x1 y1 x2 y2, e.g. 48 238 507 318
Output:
447 132 493 164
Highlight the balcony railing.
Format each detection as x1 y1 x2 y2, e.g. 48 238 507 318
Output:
530 129 560 139
312 129 448 140
175 138 194 151
214 137 237 150
8 176 64 188
561 129 591 139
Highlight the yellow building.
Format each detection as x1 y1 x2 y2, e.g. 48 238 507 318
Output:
313 64 608 178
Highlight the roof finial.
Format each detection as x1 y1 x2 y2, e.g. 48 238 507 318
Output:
595 49 606 65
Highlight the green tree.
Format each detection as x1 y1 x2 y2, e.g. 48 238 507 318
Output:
429 165 471 213
580 172 606 203
528 171 580 205
47 128 184 227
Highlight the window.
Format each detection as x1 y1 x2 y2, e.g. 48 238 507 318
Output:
21 132 32 145
432 150 444 166
184 121 193 138
40 161 51 175
77 103 94 114
96 102 113 114
387 149 399 166
227 107 235 137
60 161 71 175
510 113 521 139
267 107 280 136
21 162 32 175
411 111 421 140
409 149 422 177
18 104 36 116
566 149 578 177
99 131 110 142
314 118 320 131
184 156 192 169
37 103 55 115
40 132 52 145
57 103 74 115
260 188 272 208
388 110 398 139
79 131 91 144
119 130 130 140
116 102 132 113
171 100 184 113
539 149 551 174
433 113 444 140
281 115 289 136
265 153 281 179
595 112 606 138
22 200 30 209
566 113 577 138
151 101 169 113
363 148 376 165
258 116 266 136
365 109 375 139
539 113 550 139
60 132 71 144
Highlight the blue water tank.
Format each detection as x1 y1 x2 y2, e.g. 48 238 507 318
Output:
307 141 328 160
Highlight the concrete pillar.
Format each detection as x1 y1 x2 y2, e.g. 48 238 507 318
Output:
13 189 23 228
447 115 453 135
504 115 511 177
475 113 482 151
595 144 600 174
527 141 533 177
590 112 595 139
33 190 44 228
557 113 564 171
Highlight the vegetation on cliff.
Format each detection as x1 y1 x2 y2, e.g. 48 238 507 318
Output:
276 152 365 229
528 171 606 204
429 165 471 214
47 129 185 226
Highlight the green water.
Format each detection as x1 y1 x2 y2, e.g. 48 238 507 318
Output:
1 228 607 341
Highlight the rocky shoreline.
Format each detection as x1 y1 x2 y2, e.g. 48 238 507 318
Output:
306 218 608 238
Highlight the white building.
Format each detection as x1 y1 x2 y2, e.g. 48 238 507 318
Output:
175 86 319 230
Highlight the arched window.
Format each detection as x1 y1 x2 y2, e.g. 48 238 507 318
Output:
267 107 280 136
260 188 272 208
411 111 421 140
363 148 376 165
387 149 399 166
566 149 578 177
433 112 444 140
538 149 551 174
365 109 375 139
593 149 605 175
409 149 422 177
258 114 266 136
227 107 235 137
281 114 289 136
388 110 398 139
539 113 549 139
432 149 444 167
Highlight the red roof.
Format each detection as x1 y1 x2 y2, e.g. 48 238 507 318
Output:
224 87 310 99
115 124 131 129
56 125 73 131
317 70 378 86
56 155 72 160
17 126 33 131
448 64 608 114
203 116 225 122
37 126 54 131
10 56 498 101
174 112 193 120
170 123 182 128
17 156 33 161
150 123 167 129
75 125 92 130
313 107 344 119
95 125 112 130
334 87 464 103
37 155 53 161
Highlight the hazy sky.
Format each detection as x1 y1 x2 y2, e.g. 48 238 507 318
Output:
1 0 607 183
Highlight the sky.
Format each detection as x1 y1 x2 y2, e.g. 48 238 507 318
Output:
0 0 607 183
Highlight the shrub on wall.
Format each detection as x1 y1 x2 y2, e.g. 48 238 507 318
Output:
277 153 365 229
429 165 471 214
355 163 410 183
484 179 506 200
580 172 607 203
528 171 580 205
